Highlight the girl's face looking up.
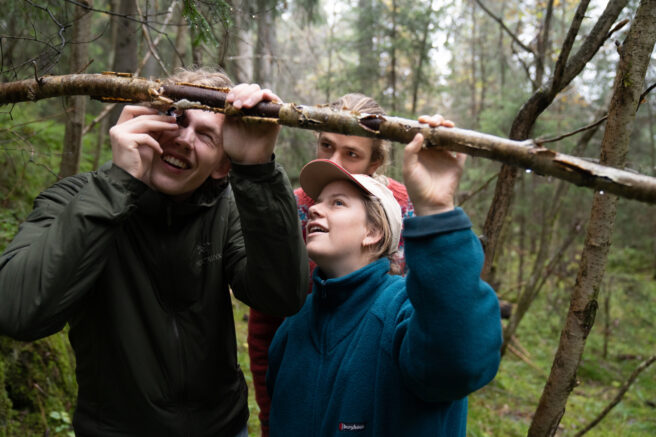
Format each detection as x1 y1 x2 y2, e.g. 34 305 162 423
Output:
305 180 382 278
316 133 380 176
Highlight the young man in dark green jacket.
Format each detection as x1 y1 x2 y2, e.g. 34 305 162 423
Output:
0 69 308 437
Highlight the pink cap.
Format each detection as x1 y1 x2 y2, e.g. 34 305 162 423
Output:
299 159 402 255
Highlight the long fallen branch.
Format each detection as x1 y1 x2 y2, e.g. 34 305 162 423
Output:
2 73 656 204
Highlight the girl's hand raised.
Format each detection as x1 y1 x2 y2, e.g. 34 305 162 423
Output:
402 114 466 216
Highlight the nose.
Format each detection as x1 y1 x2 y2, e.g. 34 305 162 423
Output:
327 152 344 168
308 203 324 219
175 126 195 151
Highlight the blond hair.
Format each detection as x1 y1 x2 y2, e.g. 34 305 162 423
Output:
163 66 232 88
324 93 391 175
361 193 399 274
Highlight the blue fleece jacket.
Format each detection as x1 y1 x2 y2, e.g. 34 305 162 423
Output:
267 208 502 437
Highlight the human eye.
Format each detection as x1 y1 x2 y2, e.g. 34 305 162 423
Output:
198 131 216 145
333 198 345 207
320 141 332 150
176 112 188 127
347 150 359 159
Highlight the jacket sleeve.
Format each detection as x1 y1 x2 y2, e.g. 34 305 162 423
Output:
224 160 308 317
0 164 147 341
394 208 502 402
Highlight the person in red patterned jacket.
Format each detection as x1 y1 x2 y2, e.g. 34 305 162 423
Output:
247 93 453 436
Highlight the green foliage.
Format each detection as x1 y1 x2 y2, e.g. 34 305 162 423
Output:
182 0 232 46
48 410 74 437
0 104 65 226
607 247 653 275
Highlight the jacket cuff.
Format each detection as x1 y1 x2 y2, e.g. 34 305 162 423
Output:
230 155 277 181
104 163 150 197
403 207 472 238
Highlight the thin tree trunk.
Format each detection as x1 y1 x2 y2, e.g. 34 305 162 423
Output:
410 0 434 114
221 0 250 84
535 0 555 89
172 5 187 70
324 3 338 102
497 2 505 94
356 0 376 96
109 0 138 126
517 175 525 296
480 0 629 282
253 0 275 88
59 0 92 178
469 0 478 123
92 116 109 170
649 100 656 279
389 0 397 113
528 1 656 434
502 109 603 354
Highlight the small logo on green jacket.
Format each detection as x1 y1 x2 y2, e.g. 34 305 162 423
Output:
194 242 222 267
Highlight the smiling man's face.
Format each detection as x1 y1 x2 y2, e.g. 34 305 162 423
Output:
148 109 229 201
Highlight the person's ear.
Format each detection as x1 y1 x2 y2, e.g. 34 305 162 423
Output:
211 158 231 180
362 226 383 249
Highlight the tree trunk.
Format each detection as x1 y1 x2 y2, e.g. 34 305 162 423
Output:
139 2 160 78
535 0 555 90
220 0 251 83
172 5 188 70
109 0 138 126
59 0 92 179
649 100 656 279
410 0 434 115
480 0 629 282
92 116 109 170
469 0 478 123
253 0 276 89
502 109 603 354
356 0 376 96
389 0 397 114
528 1 656 434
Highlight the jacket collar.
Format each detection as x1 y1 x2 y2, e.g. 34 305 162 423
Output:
309 258 390 352
137 177 230 219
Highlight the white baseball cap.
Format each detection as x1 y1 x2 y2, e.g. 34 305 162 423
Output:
299 159 402 255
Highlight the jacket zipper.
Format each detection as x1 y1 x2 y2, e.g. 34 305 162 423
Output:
172 315 191 437
166 205 191 436
314 304 330 435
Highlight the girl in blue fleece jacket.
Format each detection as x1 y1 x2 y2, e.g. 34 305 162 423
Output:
266 120 503 437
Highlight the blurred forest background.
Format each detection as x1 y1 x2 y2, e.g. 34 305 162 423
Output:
0 0 655 436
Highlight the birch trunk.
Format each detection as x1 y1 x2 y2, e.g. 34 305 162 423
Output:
528 1 656 434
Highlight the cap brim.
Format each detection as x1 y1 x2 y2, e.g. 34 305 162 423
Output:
299 160 373 201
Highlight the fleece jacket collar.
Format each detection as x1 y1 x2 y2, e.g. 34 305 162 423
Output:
310 258 390 352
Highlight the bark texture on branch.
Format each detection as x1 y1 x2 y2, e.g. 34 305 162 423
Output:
1 73 656 204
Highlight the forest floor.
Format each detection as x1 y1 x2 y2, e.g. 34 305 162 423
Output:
232 271 656 437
